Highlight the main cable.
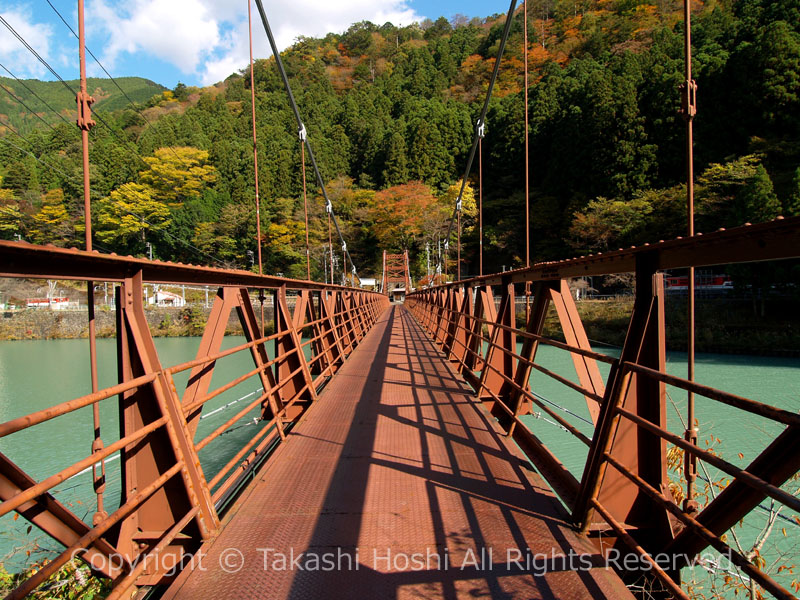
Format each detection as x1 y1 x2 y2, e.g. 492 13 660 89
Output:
0 80 65 135
0 11 223 269
0 14 159 176
437 0 518 276
0 61 73 127
253 0 360 284
43 0 197 172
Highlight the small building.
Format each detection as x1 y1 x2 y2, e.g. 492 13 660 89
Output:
149 290 186 307
391 287 406 303
26 298 50 309
359 278 377 290
26 297 70 310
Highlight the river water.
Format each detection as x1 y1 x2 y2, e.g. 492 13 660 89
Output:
0 336 798 592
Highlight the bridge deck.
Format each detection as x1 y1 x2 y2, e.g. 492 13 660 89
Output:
163 306 633 599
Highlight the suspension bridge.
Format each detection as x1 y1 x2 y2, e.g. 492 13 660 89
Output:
0 1 799 599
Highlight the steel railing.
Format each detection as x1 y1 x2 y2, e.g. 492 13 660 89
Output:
0 240 389 598
406 216 800 599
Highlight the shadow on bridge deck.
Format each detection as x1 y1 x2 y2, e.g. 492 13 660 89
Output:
162 306 633 599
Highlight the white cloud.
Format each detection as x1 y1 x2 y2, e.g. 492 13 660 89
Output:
91 0 221 75
87 0 421 86
0 4 54 78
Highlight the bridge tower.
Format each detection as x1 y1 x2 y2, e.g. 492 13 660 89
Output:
381 250 412 300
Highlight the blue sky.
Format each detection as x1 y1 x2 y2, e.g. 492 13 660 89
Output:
0 1 515 89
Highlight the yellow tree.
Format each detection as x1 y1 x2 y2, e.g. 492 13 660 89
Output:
0 188 23 240
95 183 172 246
439 179 477 225
29 189 72 246
139 147 217 206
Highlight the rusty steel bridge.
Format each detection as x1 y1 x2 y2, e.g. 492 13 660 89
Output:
1 217 799 599
1 0 800 597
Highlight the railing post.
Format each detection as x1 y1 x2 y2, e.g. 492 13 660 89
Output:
320 291 346 371
548 280 605 423
574 252 674 555
449 284 471 365
236 288 286 435
274 285 318 420
115 271 218 584
477 279 516 413
432 289 448 345
442 287 463 356
506 281 550 424
183 287 236 436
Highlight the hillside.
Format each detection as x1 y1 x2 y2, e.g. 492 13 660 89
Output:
0 0 798 286
0 76 165 133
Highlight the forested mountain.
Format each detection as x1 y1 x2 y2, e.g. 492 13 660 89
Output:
1 0 798 282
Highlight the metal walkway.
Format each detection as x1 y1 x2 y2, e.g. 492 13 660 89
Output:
163 305 632 599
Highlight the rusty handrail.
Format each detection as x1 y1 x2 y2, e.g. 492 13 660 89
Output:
0 253 389 598
409 216 800 290
622 361 800 427
405 217 800 598
0 240 375 291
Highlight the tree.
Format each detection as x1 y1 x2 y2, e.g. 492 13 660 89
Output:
371 181 443 249
569 196 654 252
382 131 409 186
439 179 477 233
753 21 800 132
424 17 452 41
785 167 800 217
0 189 23 240
408 120 448 186
173 82 189 102
95 183 172 248
735 165 781 224
196 203 256 267
28 189 72 246
3 159 38 196
192 221 237 264
139 147 217 207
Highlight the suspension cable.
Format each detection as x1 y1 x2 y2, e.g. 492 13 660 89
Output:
0 15 72 93
0 17 229 268
524 0 530 270
253 0 360 284
682 0 699 511
0 80 64 135
0 14 170 178
247 0 264 278
437 0 518 277
479 134 484 276
524 0 532 319
0 62 73 130
328 211 334 285
300 131 311 280
0 16 225 269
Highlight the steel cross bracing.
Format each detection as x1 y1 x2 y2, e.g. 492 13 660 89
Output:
0 241 388 598
405 216 800 600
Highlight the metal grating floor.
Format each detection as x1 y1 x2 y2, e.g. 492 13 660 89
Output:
162 306 633 599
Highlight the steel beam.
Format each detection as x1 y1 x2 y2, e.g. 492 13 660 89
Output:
404 217 800 293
